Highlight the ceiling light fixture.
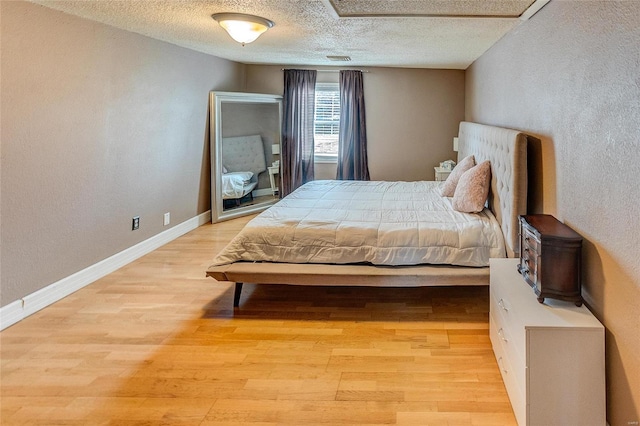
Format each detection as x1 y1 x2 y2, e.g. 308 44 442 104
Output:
212 13 275 46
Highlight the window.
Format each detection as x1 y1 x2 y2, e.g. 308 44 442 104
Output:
314 83 340 162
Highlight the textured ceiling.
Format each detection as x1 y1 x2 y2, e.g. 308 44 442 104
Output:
326 0 537 17
29 0 548 69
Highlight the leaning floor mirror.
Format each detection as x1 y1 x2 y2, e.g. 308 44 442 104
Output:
209 91 283 223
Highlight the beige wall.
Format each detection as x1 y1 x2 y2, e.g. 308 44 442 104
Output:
466 1 640 423
246 65 465 181
0 2 245 306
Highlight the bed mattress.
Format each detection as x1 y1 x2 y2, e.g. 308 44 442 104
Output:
221 171 254 199
211 180 506 267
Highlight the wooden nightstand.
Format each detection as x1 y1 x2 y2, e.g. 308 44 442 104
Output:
434 167 452 181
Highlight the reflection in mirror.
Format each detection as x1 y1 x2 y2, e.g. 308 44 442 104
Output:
210 92 282 223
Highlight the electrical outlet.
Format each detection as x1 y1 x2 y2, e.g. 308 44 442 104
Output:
163 212 170 226
132 216 140 230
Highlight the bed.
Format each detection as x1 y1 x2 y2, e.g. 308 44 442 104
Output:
220 135 266 204
222 171 257 200
207 122 529 306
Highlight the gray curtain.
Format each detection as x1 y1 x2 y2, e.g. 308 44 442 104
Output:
336 70 370 181
281 69 317 197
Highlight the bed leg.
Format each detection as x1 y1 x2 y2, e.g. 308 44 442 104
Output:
233 282 243 307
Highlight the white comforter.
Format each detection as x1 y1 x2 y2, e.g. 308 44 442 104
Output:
221 171 254 199
211 180 506 267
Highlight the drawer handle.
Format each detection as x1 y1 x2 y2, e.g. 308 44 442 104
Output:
498 356 508 375
498 328 508 343
498 298 509 312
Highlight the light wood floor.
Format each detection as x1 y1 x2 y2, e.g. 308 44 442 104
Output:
0 215 516 425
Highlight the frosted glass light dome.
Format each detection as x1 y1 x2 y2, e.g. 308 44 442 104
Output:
212 13 275 45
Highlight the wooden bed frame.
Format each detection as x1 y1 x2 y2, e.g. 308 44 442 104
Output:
207 122 529 306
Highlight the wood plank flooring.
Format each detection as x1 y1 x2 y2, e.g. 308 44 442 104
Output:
0 215 516 425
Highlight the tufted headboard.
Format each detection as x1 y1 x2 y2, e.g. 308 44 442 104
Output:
457 122 528 258
222 135 267 176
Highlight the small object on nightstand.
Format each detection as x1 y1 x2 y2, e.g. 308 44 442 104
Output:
517 214 583 306
440 159 456 170
434 167 451 182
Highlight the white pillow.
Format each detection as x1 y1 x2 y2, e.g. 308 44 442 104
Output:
440 155 475 197
226 171 254 184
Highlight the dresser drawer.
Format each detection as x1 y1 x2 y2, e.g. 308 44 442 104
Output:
490 292 525 363
490 312 526 425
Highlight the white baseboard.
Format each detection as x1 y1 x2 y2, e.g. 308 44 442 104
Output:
1 300 24 331
0 210 211 331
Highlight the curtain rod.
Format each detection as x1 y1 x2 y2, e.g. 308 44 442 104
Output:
281 68 370 73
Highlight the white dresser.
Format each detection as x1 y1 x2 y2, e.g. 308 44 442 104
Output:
489 258 605 426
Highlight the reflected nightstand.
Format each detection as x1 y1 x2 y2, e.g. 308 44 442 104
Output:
434 167 452 182
268 166 279 196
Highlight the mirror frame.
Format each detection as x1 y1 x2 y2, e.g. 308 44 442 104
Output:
209 91 283 223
